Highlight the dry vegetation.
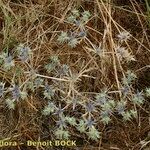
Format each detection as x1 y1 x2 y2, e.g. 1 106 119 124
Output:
0 0 150 150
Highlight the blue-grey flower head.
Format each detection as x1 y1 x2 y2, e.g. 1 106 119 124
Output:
17 44 31 62
56 118 66 128
11 85 21 100
85 102 95 113
86 118 96 128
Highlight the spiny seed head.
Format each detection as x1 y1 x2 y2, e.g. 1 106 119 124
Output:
57 64 70 77
67 15 76 23
19 47 30 62
100 111 111 124
122 70 137 85
71 9 80 17
82 10 91 22
65 116 76 126
34 78 44 88
122 111 132 121
11 85 21 100
130 109 137 118
101 110 110 118
42 102 56 115
121 86 129 96
17 44 31 62
85 102 95 113
57 31 69 43
5 55 13 64
95 92 107 105
56 117 66 128
55 128 70 139
132 91 145 105
76 120 86 133
44 84 55 99
116 46 135 62
4 55 15 70
68 38 78 48
85 118 96 128
117 31 131 42
116 101 126 115
50 55 59 64
6 99 15 110
87 126 100 141
101 102 113 113
54 105 64 117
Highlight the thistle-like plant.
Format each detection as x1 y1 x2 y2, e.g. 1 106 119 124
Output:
81 10 91 22
85 117 96 129
3 55 15 70
17 44 32 62
5 99 15 110
65 116 77 126
11 85 21 100
68 38 78 48
95 91 108 105
116 101 126 115
67 9 79 24
121 86 130 97
55 127 70 139
34 77 44 88
86 126 100 141
57 64 70 77
57 31 69 43
132 91 145 105
71 9 80 17
58 9 91 48
54 105 65 117
101 99 115 112
116 46 135 62
130 109 137 118
43 83 55 99
117 31 131 42
122 70 137 86
76 119 86 133
56 117 67 128
10 84 27 100
42 102 56 116
45 56 60 73
0 52 15 70
122 109 138 121
122 111 132 121
100 110 111 124
67 15 77 23
85 102 96 113
28 77 44 92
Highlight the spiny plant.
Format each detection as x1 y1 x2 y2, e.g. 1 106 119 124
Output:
57 9 91 48
0 1 150 148
1 41 149 142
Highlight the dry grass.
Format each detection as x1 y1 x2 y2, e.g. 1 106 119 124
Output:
0 0 150 150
